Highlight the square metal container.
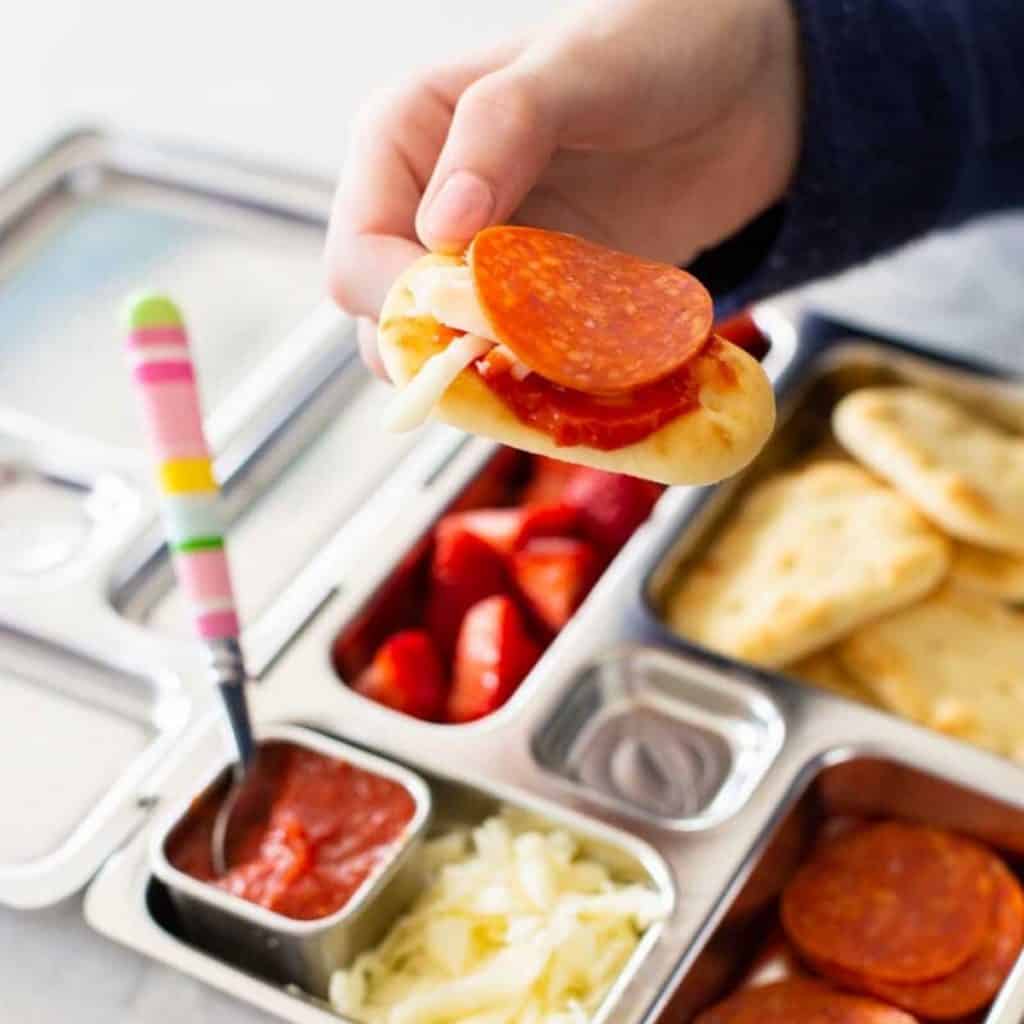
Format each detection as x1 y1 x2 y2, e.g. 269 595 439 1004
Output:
148 724 432 998
532 647 785 830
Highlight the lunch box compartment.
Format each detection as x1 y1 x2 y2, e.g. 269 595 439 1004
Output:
330 446 666 725
532 647 784 829
662 754 1024 1021
149 725 432 998
647 339 1024 702
146 725 673 1016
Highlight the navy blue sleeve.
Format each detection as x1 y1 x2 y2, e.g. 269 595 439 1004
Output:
692 0 1024 315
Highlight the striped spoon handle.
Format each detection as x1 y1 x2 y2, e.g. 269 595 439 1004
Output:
123 292 254 765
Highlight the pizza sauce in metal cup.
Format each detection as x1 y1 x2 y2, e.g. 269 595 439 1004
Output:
165 741 417 921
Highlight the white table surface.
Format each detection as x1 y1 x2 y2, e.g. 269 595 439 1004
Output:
3 3 1022 1021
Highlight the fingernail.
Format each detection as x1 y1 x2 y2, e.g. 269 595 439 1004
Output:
420 171 495 250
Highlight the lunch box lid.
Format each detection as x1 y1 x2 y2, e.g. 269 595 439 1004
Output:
0 130 442 909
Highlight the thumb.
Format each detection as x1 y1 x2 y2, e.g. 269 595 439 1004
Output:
415 66 565 252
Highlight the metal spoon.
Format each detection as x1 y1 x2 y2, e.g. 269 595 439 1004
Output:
204 635 265 875
124 291 269 876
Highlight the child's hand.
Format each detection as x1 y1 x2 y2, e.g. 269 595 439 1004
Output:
325 0 802 376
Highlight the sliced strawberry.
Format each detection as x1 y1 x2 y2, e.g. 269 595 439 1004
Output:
520 456 580 506
436 503 578 560
352 629 448 720
447 596 541 723
512 537 602 632
425 529 509 658
331 539 428 680
562 469 663 554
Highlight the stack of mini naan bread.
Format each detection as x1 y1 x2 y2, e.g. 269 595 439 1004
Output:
668 386 1024 762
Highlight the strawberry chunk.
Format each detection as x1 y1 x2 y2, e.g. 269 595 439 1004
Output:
520 456 580 506
512 537 602 631
352 629 448 720
436 503 578 560
331 541 426 680
425 529 509 657
447 596 541 723
562 469 663 553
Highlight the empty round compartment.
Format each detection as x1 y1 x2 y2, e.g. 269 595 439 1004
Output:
148 724 431 997
533 648 784 830
576 706 732 820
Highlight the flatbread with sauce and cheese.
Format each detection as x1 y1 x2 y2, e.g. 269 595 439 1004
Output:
378 228 774 486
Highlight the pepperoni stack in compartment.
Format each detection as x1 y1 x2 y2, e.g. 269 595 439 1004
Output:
697 820 1024 1023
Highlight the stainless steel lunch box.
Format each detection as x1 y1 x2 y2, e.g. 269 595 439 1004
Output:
4 130 1024 1024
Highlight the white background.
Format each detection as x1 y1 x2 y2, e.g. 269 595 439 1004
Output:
2 2 559 180
2 2 1022 1022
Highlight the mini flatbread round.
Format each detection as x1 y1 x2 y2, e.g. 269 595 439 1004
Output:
950 541 1024 603
833 387 1024 554
379 254 774 486
782 822 993 982
665 461 950 667
837 583 1024 761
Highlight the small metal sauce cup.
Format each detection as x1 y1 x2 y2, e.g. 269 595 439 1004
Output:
149 723 431 997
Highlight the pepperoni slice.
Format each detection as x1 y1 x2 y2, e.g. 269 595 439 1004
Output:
813 857 1024 1020
782 822 993 983
469 226 713 395
694 979 918 1024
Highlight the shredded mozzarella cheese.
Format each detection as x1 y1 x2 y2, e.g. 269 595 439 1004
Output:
383 333 494 432
407 265 494 339
328 812 666 1024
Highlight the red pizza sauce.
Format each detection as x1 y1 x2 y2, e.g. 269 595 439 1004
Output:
165 742 416 921
474 341 735 450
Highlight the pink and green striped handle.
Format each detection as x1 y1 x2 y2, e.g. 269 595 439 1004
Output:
123 293 240 641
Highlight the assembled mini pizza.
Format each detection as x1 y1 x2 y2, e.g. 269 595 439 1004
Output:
379 227 775 485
